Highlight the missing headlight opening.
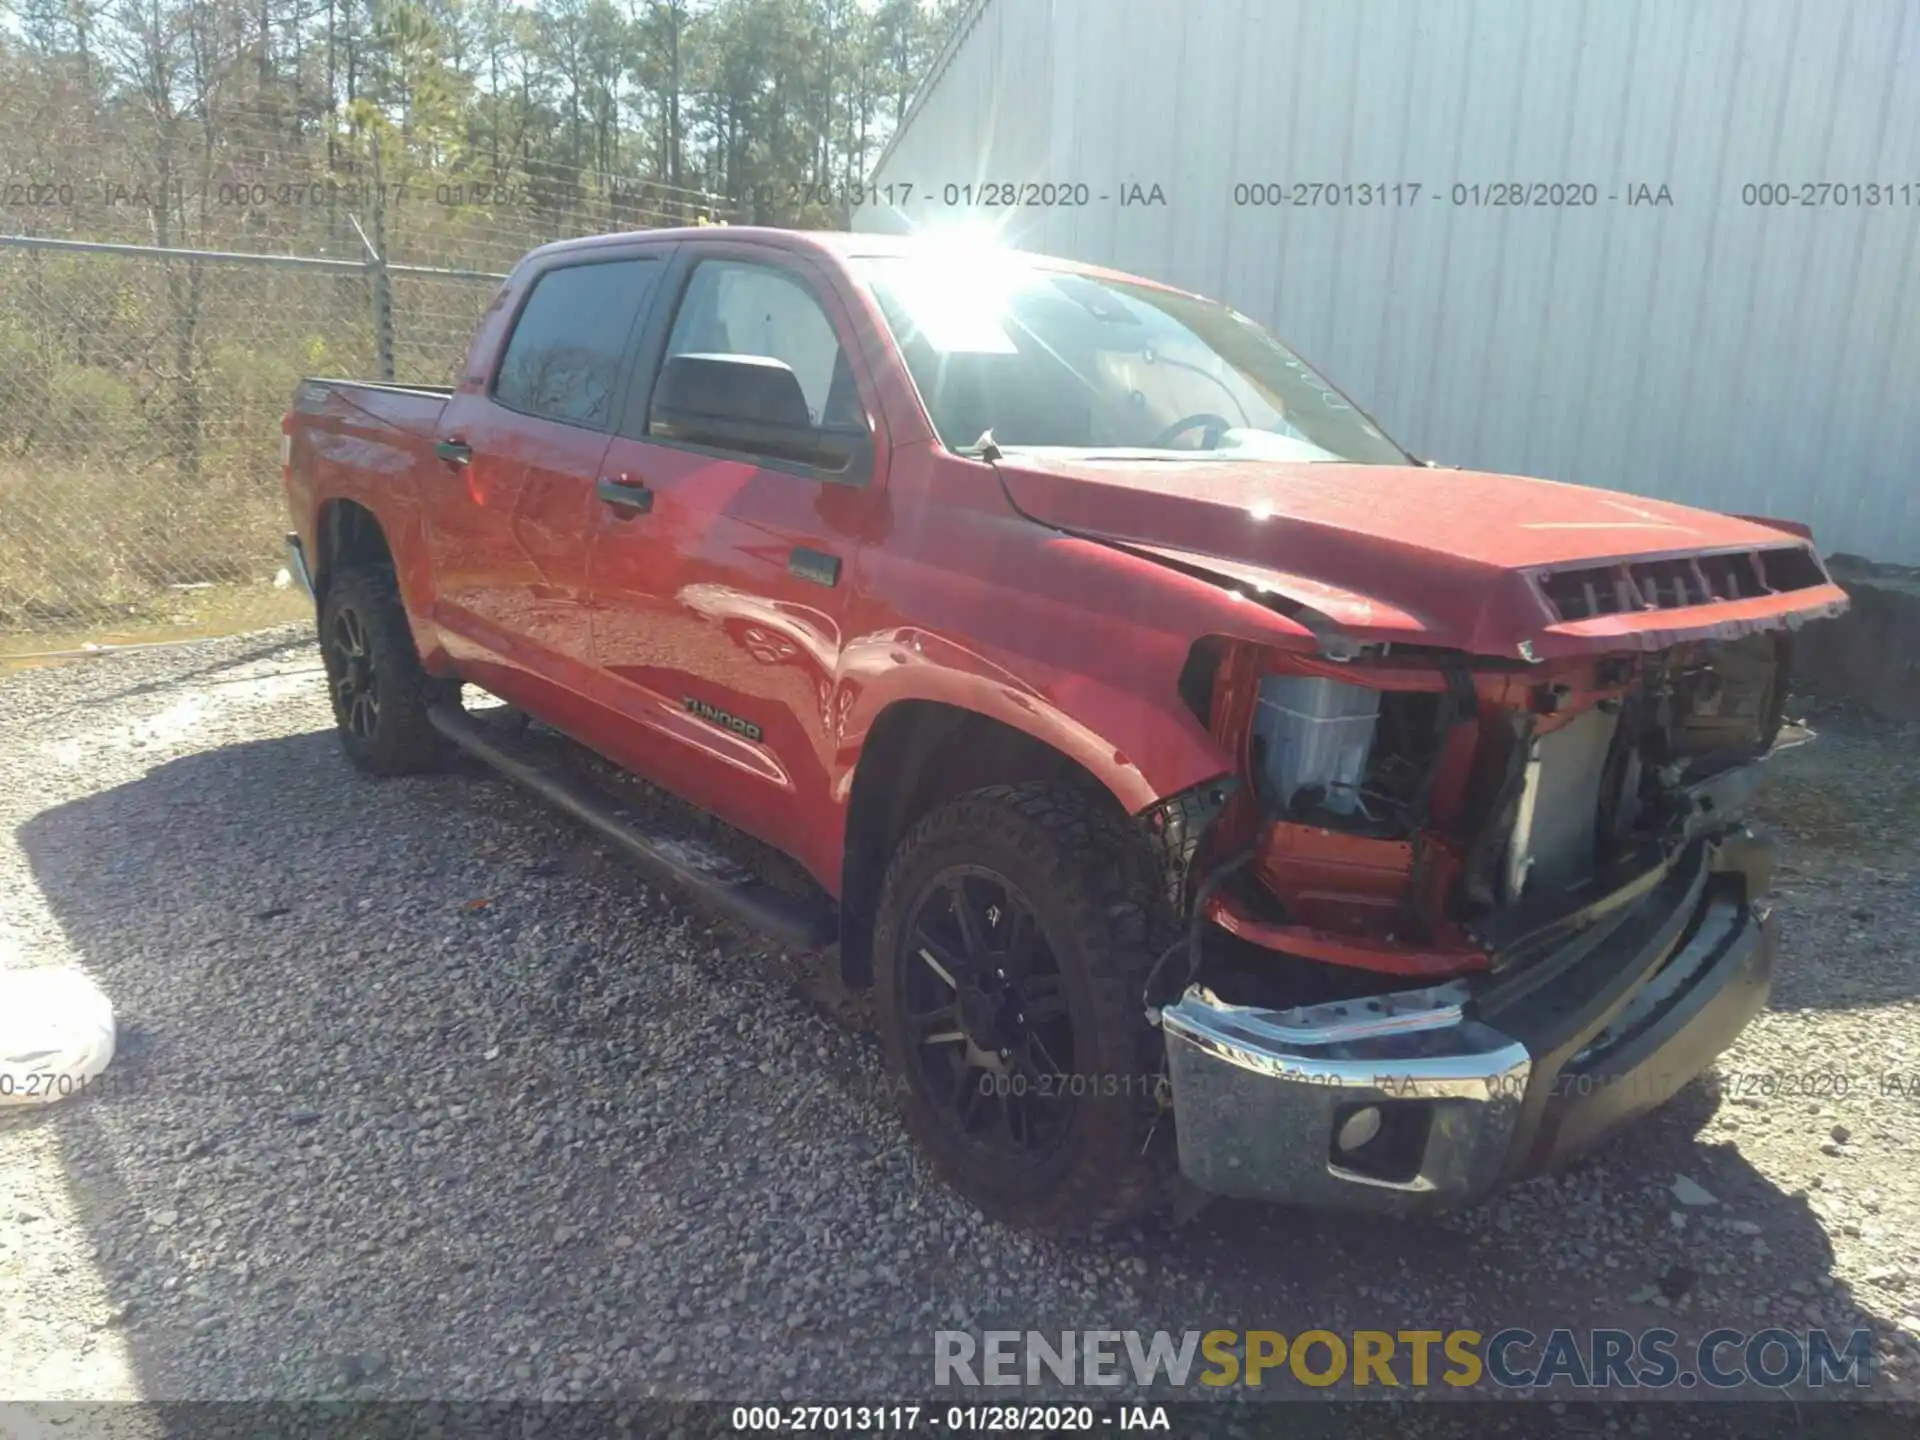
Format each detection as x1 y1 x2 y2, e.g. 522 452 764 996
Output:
1182 629 1794 1005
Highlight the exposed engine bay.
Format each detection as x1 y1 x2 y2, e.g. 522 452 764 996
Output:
1175 628 1795 1007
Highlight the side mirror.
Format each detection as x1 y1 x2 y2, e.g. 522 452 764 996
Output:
649 353 871 481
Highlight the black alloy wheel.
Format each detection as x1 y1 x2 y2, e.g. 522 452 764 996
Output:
317 565 455 776
872 783 1172 1233
897 867 1077 1161
327 603 381 742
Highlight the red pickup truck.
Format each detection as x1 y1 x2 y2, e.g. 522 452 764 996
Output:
283 226 1849 1234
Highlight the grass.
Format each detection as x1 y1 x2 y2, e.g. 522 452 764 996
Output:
0 448 298 637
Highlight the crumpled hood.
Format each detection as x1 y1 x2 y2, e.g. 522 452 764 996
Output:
993 455 1848 658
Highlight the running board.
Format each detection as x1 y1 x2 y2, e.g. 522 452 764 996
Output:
428 703 837 950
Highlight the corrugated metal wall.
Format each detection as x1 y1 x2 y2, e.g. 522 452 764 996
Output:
858 0 1920 564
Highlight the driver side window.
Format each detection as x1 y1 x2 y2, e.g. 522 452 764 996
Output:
660 259 859 428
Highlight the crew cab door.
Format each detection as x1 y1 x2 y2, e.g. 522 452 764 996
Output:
425 247 670 706
585 243 887 881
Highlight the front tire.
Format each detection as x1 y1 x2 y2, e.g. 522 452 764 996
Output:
872 783 1173 1233
318 566 456 776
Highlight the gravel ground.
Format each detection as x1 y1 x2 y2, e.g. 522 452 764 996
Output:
1 628 1917 1432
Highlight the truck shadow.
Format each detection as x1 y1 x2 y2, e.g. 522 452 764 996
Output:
9 727 1910 1410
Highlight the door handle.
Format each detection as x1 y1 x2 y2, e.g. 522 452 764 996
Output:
596 476 654 513
435 438 472 466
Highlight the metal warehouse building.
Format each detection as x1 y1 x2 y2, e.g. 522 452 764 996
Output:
854 0 1920 565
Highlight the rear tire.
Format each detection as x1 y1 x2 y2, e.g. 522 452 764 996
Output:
318 566 456 776
872 783 1174 1234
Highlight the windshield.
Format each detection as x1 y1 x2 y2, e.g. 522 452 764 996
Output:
849 252 1412 464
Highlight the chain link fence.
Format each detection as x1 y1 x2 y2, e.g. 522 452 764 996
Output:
0 130 737 650
0 233 500 642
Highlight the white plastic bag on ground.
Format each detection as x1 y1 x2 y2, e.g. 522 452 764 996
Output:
0 967 116 1106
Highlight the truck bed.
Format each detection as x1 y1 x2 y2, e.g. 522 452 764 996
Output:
284 379 455 556
292 377 454 440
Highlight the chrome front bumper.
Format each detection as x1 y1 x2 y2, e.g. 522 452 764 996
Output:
1161 833 1777 1213
1162 981 1530 1208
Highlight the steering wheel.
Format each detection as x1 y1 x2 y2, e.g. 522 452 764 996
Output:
1146 412 1233 450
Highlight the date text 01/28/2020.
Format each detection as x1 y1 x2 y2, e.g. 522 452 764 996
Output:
727 1405 1170 1432
1380 1067 1870 1102
1226 181 1675 207
750 180 1168 209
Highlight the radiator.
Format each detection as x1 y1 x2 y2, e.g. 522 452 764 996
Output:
1506 706 1621 899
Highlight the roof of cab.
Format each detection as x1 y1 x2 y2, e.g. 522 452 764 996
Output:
515 226 1195 297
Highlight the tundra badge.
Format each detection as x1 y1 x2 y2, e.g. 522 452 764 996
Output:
682 697 764 743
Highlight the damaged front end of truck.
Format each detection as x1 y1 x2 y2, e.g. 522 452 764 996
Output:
1141 540 1850 1212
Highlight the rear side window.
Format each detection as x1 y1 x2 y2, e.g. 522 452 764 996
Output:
494 259 659 428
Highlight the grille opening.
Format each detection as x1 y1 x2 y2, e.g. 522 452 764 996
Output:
1538 546 1824 622
1754 544 1826 592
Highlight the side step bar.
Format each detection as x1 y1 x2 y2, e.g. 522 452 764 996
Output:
428 703 837 951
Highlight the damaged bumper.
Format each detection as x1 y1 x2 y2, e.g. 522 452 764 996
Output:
1161 828 1775 1212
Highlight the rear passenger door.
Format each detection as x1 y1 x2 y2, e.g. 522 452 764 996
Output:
426 248 670 705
